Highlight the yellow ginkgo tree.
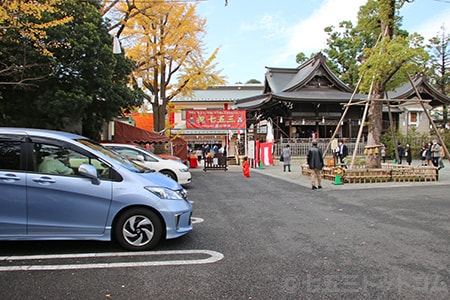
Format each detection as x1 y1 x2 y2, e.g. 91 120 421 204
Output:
112 1 226 133
0 0 72 86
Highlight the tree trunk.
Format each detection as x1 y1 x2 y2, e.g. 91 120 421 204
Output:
365 0 395 169
365 89 384 168
153 102 166 133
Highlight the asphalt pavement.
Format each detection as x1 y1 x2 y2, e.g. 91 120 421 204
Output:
241 158 450 190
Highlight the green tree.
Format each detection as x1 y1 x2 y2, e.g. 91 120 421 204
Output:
323 21 364 89
246 79 261 84
321 0 428 168
361 0 428 168
0 0 72 89
0 0 143 138
322 0 414 89
295 52 308 64
427 26 450 124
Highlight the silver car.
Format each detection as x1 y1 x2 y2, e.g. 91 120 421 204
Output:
0 128 193 251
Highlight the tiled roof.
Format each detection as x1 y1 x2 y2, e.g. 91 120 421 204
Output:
172 85 264 102
386 73 450 107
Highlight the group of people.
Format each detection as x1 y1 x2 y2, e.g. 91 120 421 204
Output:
194 144 227 163
396 142 412 165
396 141 445 169
419 140 445 169
242 139 446 185
242 140 325 190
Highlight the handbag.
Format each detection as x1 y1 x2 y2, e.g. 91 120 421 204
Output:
280 155 284 162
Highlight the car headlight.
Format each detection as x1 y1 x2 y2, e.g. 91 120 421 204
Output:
145 186 185 200
179 168 189 172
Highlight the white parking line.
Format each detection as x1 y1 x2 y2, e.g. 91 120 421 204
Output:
0 249 224 271
191 217 204 224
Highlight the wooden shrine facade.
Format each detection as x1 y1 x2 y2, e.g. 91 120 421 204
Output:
234 53 450 140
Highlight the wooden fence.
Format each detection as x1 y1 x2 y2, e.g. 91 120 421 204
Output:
274 138 366 157
301 163 439 184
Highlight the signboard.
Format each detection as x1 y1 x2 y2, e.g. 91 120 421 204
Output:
186 110 246 129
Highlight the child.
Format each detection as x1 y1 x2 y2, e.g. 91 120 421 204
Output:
242 156 250 178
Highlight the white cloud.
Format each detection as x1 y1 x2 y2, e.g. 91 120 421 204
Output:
239 12 288 40
272 0 366 65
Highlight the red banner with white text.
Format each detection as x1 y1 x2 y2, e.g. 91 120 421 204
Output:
185 110 246 129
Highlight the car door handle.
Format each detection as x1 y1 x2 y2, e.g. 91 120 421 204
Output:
0 174 21 181
32 176 56 184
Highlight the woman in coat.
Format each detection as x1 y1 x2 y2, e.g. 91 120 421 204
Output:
282 144 291 172
405 143 412 165
420 144 428 166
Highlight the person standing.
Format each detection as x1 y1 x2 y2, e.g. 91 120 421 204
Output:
337 140 348 165
439 142 445 169
195 148 203 163
331 138 338 166
282 144 291 172
426 142 433 166
405 143 412 165
431 140 441 167
307 140 324 190
380 144 386 163
242 156 250 178
420 143 428 166
202 144 210 162
397 142 405 164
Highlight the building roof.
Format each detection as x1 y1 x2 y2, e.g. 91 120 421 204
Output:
172 84 264 102
235 53 366 110
235 54 449 112
265 53 354 93
386 73 450 107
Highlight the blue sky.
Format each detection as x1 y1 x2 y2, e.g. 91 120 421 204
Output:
195 0 450 84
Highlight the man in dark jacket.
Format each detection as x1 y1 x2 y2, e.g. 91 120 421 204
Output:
337 140 348 165
397 142 405 164
307 140 324 190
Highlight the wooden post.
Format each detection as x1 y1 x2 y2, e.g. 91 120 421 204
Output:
350 100 370 169
323 77 363 158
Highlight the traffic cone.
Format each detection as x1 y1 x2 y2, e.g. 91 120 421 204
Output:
333 168 343 185
259 160 264 169
333 174 343 185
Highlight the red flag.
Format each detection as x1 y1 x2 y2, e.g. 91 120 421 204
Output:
260 142 273 166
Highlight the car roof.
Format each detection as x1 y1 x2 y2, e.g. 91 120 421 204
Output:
102 143 161 157
0 127 85 141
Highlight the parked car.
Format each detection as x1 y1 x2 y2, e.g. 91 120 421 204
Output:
158 153 183 164
0 128 193 251
102 143 192 185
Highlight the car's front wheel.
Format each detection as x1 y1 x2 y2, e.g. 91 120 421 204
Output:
160 170 177 182
115 208 163 251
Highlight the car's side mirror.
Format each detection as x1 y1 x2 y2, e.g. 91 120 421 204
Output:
78 163 101 185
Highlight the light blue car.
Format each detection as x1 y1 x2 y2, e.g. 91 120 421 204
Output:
0 128 193 251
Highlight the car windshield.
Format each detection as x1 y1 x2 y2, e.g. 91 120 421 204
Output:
133 145 163 160
76 139 152 173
